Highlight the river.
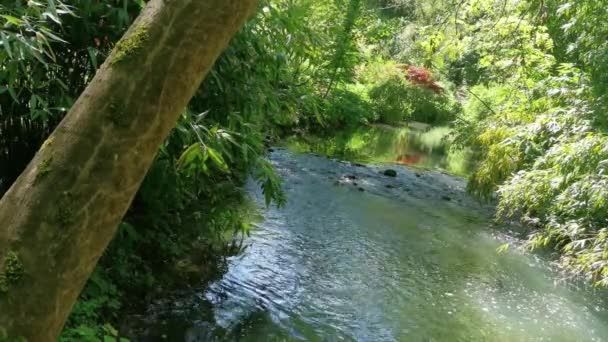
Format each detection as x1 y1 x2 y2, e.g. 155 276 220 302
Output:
137 146 608 341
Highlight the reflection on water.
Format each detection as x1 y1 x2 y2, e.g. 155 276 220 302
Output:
286 124 474 176
139 149 608 341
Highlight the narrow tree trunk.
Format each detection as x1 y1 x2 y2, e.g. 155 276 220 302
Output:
0 0 258 340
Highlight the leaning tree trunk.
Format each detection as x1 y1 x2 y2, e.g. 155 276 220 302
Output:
0 0 258 340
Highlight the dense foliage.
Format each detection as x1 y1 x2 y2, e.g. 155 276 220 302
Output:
3 0 608 338
378 0 608 285
1 0 294 339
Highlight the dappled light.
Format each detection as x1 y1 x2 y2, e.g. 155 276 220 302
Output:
1 0 608 340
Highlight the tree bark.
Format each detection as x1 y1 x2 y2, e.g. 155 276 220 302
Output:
0 0 258 340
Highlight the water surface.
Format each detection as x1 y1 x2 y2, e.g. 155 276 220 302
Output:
140 149 608 341
286 124 473 175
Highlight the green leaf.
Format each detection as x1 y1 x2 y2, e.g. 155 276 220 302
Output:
1 15 24 26
496 243 510 254
55 78 69 90
29 94 37 109
102 323 119 336
209 70 224 92
7 86 18 103
1 32 12 59
207 147 229 172
42 11 61 25
177 143 201 169
87 47 98 69
119 222 138 242
40 28 67 43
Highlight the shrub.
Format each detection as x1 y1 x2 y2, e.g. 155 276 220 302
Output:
368 76 460 125
320 88 375 129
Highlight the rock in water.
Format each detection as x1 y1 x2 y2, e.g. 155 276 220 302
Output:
382 169 397 177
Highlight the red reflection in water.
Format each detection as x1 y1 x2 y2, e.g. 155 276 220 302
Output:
396 153 425 166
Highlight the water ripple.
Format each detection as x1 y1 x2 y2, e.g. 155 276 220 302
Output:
141 149 608 341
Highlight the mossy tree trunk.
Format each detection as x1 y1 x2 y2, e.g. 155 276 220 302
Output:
0 0 258 340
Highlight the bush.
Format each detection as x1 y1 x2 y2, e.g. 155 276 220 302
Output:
368 76 460 125
320 88 375 129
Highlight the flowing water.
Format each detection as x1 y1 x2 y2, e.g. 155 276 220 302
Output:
138 147 608 341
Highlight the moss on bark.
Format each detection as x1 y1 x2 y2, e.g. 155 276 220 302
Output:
55 191 75 227
111 26 149 65
40 137 54 150
35 158 53 182
0 252 24 294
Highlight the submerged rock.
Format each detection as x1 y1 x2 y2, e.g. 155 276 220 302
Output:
382 169 397 177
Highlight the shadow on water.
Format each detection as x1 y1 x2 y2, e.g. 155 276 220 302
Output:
135 147 608 342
